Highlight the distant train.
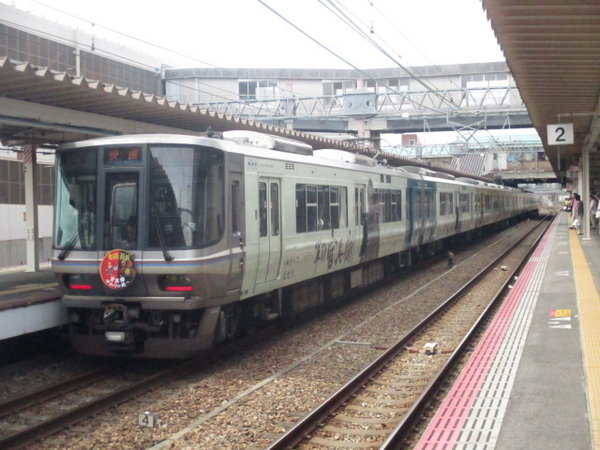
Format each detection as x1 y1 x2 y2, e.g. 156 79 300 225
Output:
52 132 539 358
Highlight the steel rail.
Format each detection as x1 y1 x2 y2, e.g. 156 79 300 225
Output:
0 364 176 449
0 314 291 449
380 216 552 449
0 368 108 418
266 217 552 450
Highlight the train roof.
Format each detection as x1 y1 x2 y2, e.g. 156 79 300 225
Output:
58 133 516 191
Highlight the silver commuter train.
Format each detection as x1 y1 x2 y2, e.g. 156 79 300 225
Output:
52 132 538 358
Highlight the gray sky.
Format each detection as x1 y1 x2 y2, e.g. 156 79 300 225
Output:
3 0 505 69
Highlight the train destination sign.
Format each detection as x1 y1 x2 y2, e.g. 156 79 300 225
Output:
104 146 142 163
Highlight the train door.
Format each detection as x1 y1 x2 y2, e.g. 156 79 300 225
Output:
354 184 367 257
256 178 282 284
455 190 461 233
422 183 436 242
103 172 141 251
227 172 244 293
406 180 422 246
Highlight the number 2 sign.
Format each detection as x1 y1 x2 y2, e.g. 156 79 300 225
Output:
547 123 574 145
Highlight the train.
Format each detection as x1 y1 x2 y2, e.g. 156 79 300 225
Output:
52 131 539 358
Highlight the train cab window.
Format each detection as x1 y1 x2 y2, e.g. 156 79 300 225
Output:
148 145 224 249
104 173 138 249
54 148 97 250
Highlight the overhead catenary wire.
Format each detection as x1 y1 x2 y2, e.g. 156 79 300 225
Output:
368 0 467 92
318 0 460 111
28 0 218 68
22 0 315 100
256 0 457 117
325 0 517 148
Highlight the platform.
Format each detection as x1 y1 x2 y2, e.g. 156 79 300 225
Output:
416 212 599 449
0 263 65 340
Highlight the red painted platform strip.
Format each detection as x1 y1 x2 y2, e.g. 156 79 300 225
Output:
416 223 555 449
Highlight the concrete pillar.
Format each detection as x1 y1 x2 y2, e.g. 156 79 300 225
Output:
352 119 381 150
22 145 39 271
582 149 590 240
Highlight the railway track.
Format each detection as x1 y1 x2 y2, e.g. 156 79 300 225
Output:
0 361 179 449
0 219 547 449
267 217 551 449
0 320 288 449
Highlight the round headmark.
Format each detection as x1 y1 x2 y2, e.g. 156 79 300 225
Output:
99 249 136 290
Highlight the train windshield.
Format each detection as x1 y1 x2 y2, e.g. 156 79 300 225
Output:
54 148 98 250
148 145 224 249
54 143 224 252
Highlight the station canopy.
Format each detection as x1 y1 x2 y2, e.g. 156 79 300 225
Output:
483 0 600 175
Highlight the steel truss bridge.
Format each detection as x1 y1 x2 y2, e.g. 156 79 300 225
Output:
194 85 532 135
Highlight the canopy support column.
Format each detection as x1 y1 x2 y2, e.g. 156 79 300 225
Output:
22 145 40 271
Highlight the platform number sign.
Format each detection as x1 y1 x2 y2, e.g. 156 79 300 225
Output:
547 123 574 145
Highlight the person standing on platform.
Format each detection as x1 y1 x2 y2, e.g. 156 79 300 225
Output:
590 194 598 229
570 193 579 229
574 193 584 234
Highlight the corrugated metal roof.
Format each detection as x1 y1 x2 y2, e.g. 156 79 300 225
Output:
451 153 486 177
483 0 600 174
0 57 497 182
0 57 356 150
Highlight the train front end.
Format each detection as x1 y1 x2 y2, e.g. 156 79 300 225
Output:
52 135 240 358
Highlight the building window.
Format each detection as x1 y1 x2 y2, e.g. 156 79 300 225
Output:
322 80 356 97
239 80 278 100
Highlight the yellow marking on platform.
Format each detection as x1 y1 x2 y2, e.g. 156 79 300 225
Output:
549 309 572 318
570 230 600 448
0 282 57 296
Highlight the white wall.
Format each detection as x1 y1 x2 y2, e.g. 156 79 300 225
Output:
0 204 53 241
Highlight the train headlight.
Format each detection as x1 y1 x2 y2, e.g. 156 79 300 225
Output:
105 331 126 342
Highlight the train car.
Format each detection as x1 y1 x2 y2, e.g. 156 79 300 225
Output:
52 132 538 358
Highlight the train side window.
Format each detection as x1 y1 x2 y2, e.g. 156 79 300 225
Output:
270 182 279 236
459 193 469 213
355 188 364 226
424 190 433 218
484 194 491 211
298 184 347 232
296 184 306 232
317 186 330 230
330 187 344 229
393 190 402 221
306 185 318 232
440 192 446 216
259 182 267 237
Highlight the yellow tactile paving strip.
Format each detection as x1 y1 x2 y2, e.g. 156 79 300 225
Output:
570 229 600 448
